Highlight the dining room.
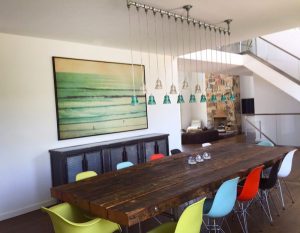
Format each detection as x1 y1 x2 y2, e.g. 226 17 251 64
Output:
1 0 300 233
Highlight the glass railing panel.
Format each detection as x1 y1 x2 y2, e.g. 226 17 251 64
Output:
276 115 300 146
256 38 300 80
244 114 300 147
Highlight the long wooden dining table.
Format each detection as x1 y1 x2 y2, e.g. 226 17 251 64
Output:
51 142 291 228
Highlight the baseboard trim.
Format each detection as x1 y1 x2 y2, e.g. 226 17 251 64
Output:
0 199 56 221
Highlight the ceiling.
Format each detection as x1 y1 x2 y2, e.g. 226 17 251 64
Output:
0 0 299 54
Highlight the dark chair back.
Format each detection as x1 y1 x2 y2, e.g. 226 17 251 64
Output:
259 159 281 190
171 149 182 155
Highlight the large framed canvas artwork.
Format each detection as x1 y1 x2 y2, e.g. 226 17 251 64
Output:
52 57 148 140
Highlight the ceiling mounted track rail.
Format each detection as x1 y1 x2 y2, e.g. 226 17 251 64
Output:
126 0 231 34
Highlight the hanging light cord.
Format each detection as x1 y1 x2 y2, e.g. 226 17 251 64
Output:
219 29 223 73
168 15 174 86
137 7 145 94
128 6 136 96
161 14 167 93
204 26 208 73
175 18 182 93
188 20 193 93
214 28 218 72
194 22 200 87
154 12 160 83
146 9 151 91
209 27 214 74
181 19 186 84
198 24 203 73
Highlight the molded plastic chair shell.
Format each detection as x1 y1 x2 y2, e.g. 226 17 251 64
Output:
205 177 239 218
257 140 274 147
171 149 182 155
150 153 165 161
237 165 264 201
42 203 120 233
202 143 212 147
75 171 97 181
147 198 206 233
116 161 134 170
278 149 297 178
259 160 281 190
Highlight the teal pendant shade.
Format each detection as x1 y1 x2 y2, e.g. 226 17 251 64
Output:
131 95 139 105
148 94 156 105
200 94 207 103
210 94 217 103
189 94 196 103
177 94 185 104
221 94 227 102
163 94 171 104
230 93 235 101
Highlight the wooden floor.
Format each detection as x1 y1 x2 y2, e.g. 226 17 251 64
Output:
1 135 299 233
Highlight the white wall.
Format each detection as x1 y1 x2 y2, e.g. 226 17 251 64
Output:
253 74 300 113
0 33 181 220
179 70 207 129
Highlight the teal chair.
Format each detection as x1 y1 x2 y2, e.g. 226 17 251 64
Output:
203 177 239 232
42 203 121 233
257 140 274 147
147 198 206 233
116 161 134 170
76 171 97 181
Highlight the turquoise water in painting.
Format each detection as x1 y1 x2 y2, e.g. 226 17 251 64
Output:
56 72 147 139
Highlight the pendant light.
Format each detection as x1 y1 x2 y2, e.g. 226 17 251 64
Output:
137 7 146 102
127 5 138 105
175 17 184 104
187 20 196 103
225 20 235 102
198 23 206 103
145 9 156 105
181 18 189 90
216 26 227 102
168 14 177 95
161 13 171 104
154 12 162 89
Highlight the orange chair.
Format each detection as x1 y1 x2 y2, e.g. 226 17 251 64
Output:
150 153 165 161
235 165 264 233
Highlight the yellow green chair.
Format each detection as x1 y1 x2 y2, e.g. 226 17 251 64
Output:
42 203 121 233
147 197 206 233
75 171 97 181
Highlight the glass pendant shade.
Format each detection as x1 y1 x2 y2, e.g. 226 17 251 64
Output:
230 92 235 101
131 95 139 105
221 94 227 102
148 94 156 105
163 94 171 104
182 80 189 89
189 94 196 103
200 94 207 103
155 79 163 89
177 94 185 104
170 84 177 94
195 84 201 93
210 94 217 103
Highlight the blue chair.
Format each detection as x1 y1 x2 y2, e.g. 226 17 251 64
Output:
203 177 239 232
116 161 134 170
257 140 274 147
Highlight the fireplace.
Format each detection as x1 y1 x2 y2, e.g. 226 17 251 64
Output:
213 110 227 132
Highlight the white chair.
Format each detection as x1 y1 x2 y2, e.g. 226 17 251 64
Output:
202 143 212 148
277 149 297 209
186 120 201 132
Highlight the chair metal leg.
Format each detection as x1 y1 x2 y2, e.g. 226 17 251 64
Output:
224 217 232 233
269 191 280 217
283 179 295 204
278 179 286 209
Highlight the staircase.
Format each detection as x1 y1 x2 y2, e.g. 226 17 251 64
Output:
241 37 300 102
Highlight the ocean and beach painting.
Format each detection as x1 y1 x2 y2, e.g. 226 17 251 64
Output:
53 57 147 140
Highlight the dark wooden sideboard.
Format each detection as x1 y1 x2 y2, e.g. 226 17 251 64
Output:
49 133 169 186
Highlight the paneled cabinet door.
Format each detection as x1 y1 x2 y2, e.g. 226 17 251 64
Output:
109 144 139 171
66 154 84 183
85 151 103 175
144 139 168 161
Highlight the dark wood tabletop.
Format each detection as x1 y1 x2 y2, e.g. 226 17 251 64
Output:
51 142 291 226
